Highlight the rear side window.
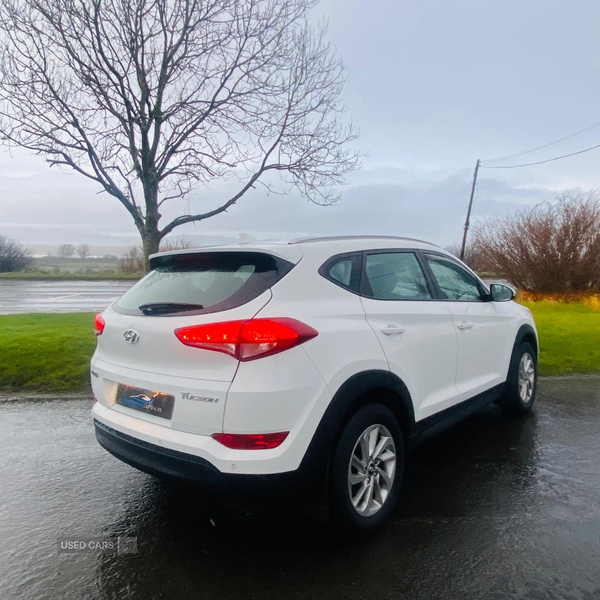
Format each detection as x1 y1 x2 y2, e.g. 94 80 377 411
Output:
363 252 432 300
330 259 353 287
114 252 293 316
320 253 361 293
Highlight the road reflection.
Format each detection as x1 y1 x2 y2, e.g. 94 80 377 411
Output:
1 380 599 600
94 405 542 600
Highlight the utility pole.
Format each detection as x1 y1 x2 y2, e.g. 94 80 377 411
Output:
460 158 480 261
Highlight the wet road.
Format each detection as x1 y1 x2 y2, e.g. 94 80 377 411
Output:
0 280 133 314
1 378 599 600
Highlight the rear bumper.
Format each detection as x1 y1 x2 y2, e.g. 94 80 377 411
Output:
94 419 305 498
90 350 331 475
95 419 223 484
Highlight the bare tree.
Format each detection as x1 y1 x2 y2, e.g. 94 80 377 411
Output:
473 192 600 293
119 246 145 274
158 236 198 252
444 242 490 273
0 235 33 272
119 236 196 273
77 243 90 260
0 0 359 270
57 243 76 258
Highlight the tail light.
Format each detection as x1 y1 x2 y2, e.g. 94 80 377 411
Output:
212 431 289 450
94 313 105 336
174 318 318 361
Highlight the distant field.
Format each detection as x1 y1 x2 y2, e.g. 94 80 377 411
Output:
0 256 142 280
0 302 598 393
36 255 120 273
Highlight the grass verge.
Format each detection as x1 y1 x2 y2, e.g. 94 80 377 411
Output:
0 313 96 393
520 301 600 376
0 302 598 393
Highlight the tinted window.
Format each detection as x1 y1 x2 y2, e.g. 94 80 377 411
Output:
321 254 361 293
114 252 292 316
425 255 483 301
329 259 353 287
364 252 431 300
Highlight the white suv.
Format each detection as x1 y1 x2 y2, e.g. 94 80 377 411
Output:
91 236 538 535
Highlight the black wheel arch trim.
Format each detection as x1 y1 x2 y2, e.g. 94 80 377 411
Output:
298 365 514 492
296 370 415 495
513 324 538 357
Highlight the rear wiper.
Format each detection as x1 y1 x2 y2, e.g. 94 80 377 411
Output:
138 302 204 315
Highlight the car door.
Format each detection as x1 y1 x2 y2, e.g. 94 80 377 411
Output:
422 253 514 401
359 250 461 421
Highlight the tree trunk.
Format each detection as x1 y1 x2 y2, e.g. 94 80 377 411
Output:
141 185 161 273
141 228 161 273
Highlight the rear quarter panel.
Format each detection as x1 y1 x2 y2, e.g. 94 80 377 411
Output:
232 248 389 470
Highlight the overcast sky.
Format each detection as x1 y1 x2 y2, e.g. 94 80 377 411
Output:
2 0 600 247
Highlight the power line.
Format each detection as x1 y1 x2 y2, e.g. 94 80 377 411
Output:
482 124 600 164
461 122 600 253
481 120 600 165
480 142 600 169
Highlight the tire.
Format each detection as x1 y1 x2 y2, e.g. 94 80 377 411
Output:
498 342 538 416
330 403 404 538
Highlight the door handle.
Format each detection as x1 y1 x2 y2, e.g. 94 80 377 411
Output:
457 322 473 330
381 325 405 335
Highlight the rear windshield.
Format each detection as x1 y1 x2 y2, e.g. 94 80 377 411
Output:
113 252 294 316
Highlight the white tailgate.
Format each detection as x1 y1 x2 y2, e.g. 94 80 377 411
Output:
95 290 272 382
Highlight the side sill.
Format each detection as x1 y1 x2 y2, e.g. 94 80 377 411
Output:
408 383 505 449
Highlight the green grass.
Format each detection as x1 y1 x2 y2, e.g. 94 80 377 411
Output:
0 303 598 393
520 301 600 376
0 313 97 392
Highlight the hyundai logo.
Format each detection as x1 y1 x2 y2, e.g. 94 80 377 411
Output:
123 329 140 344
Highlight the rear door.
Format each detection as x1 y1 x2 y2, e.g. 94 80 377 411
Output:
92 250 299 435
422 253 514 401
359 250 461 421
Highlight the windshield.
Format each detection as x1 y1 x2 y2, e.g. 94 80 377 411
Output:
114 251 293 316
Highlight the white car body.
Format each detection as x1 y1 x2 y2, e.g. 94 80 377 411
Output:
91 236 537 494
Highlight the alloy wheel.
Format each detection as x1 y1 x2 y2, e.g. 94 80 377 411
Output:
347 424 396 517
518 352 535 403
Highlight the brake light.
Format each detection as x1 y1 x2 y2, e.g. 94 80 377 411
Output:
212 432 289 450
174 318 318 361
94 313 105 336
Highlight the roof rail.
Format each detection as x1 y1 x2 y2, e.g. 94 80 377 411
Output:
289 234 438 246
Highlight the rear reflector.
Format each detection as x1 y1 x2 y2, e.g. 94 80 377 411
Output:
94 313 105 336
212 432 289 450
175 318 318 361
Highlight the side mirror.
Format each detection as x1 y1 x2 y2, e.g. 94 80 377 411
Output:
489 283 515 302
